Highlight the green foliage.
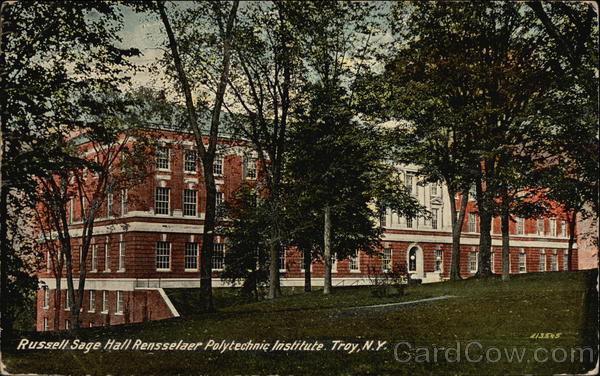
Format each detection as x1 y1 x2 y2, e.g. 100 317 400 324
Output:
221 184 270 300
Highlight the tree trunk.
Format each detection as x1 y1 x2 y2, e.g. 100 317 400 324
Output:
567 210 577 271
475 177 492 278
267 224 281 300
304 248 311 292
501 201 510 281
54 277 61 330
199 167 216 312
323 204 332 294
449 187 469 280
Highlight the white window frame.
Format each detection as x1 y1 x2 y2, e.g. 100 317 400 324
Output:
116 291 124 315
88 290 96 312
404 173 414 195
155 187 170 215
279 248 286 272
156 241 171 271
382 248 392 272
183 189 198 216
516 217 524 235
212 242 225 271
434 247 443 272
118 241 125 271
431 208 439 230
539 250 546 272
536 218 544 235
107 192 113 218
120 189 128 216
101 290 108 313
349 250 360 273
560 220 567 237
215 191 224 217
468 213 477 233
405 216 413 229
518 249 526 273
184 242 198 271
563 250 569 271
65 319 70 330
213 154 224 176
104 240 110 272
549 219 556 237
43 317 48 331
469 248 478 273
430 183 439 197
331 253 338 273
155 146 170 170
90 244 97 272
184 149 197 173
69 198 74 224
43 287 49 309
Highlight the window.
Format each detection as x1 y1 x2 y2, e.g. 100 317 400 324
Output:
430 183 438 197
102 290 108 312
549 219 556 237
469 249 478 273
69 198 74 224
560 220 567 237
107 192 113 217
382 248 392 272
88 290 95 312
404 173 414 194
43 287 49 309
563 250 569 271
43 317 48 331
434 248 442 272
184 242 198 270
279 248 286 271
215 191 224 217
65 320 70 330
184 150 197 173
379 208 387 228
120 189 128 216
118 241 125 271
406 216 413 228
155 187 170 215
516 217 524 235
551 252 557 271
213 154 223 176
116 291 124 314
89 322 93 328
104 241 110 272
212 242 225 270
349 250 359 272
431 209 439 229
156 241 170 271
539 250 546 272
331 253 338 273
536 218 544 235
65 290 70 311
183 189 197 216
46 251 51 272
155 146 169 170
467 213 477 233
490 251 495 273
245 156 256 179
91 244 97 271
519 249 526 273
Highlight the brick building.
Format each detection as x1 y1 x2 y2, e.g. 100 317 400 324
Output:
35 128 577 331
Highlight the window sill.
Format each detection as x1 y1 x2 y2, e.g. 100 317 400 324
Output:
212 269 223 272
115 312 123 316
156 168 171 173
350 270 361 274
101 310 108 315
88 310 95 313
156 269 171 272
43 306 49 310
103 270 111 273
184 171 197 175
117 269 125 273
184 269 199 272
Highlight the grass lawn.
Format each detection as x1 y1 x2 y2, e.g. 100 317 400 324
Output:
3 270 597 375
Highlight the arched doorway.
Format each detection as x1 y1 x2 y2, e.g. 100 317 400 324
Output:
407 244 424 279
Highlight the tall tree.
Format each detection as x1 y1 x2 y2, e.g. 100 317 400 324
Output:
1 1 139 333
155 0 239 311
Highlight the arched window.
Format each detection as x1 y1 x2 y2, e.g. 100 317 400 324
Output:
408 247 418 272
